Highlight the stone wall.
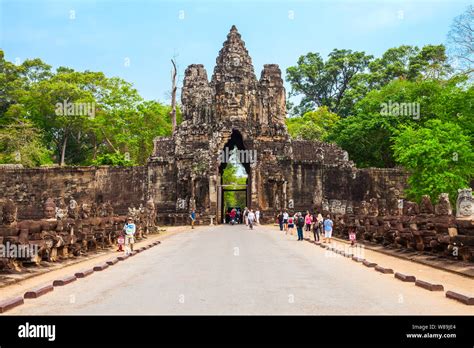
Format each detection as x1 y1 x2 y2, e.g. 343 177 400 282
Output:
0 165 147 220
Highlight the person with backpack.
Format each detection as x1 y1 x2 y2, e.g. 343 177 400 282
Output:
277 211 284 231
296 212 305 241
313 212 323 242
123 217 136 255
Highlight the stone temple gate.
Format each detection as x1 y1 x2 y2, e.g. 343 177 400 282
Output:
3 26 474 261
0 26 408 226
148 26 407 224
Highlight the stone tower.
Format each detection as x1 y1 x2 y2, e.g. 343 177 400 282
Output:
149 26 358 224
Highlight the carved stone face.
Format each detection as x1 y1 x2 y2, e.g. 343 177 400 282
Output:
459 201 473 216
2 202 17 224
146 200 155 212
81 204 91 219
44 206 56 219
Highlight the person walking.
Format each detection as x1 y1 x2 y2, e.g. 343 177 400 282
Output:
283 210 289 233
244 207 249 226
349 227 357 246
277 211 284 231
123 217 136 256
323 214 334 244
296 212 305 241
190 210 196 229
313 212 323 242
287 214 294 235
247 209 255 230
305 211 312 232
255 208 260 225
229 208 236 225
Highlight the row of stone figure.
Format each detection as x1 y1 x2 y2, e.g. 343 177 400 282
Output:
0 197 158 272
321 189 474 219
324 192 474 262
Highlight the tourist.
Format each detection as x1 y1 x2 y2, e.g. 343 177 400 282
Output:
229 208 236 225
349 227 357 246
305 211 312 232
117 232 125 252
323 214 334 244
311 212 320 242
287 213 294 235
123 217 136 255
190 209 196 229
277 211 284 231
296 212 305 241
283 210 289 233
314 212 324 242
236 209 241 224
248 209 255 230
255 208 260 225
244 207 249 226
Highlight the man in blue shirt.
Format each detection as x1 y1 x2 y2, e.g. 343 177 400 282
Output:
123 217 136 255
323 215 334 244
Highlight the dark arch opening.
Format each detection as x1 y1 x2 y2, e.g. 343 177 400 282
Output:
218 129 250 176
218 129 251 223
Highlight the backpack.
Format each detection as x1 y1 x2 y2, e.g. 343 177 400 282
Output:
298 216 305 227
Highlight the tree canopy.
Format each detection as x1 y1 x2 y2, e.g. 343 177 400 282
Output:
0 50 180 166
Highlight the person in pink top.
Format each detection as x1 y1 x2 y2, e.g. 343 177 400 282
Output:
305 211 312 232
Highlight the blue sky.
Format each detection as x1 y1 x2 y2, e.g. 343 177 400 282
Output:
0 0 471 102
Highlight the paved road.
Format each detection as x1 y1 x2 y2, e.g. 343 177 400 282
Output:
8 224 473 315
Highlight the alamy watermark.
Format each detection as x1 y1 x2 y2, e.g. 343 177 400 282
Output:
218 148 257 164
55 99 95 118
380 100 420 120
0 242 39 259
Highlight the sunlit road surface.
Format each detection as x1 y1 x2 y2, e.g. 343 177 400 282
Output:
8 224 473 315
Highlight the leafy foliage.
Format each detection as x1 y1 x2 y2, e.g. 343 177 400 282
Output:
393 120 474 204
286 106 340 141
0 49 179 166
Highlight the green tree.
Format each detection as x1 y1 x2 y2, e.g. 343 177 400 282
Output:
286 49 373 116
392 119 473 204
0 120 52 167
329 78 473 167
286 106 340 141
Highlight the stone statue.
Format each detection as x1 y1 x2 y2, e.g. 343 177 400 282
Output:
435 193 452 216
387 187 402 216
329 200 341 214
378 199 387 216
419 195 434 214
0 199 25 272
340 201 347 215
403 201 419 216
144 198 158 233
346 201 354 215
322 199 329 213
359 201 369 215
368 198 379 217
456 188 474 219
68 198 79 219
38 198 64 262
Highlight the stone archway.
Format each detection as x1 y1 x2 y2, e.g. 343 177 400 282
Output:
217 129 253 223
